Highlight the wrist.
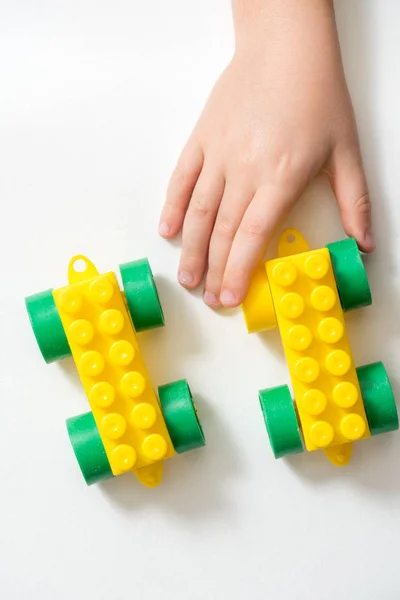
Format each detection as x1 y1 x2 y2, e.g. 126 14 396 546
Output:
232 0 336 57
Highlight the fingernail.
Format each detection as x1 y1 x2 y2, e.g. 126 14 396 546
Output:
220 289 236 306
204 291 219 307
159 222 171 236
179 270 194 285
364 229 375 250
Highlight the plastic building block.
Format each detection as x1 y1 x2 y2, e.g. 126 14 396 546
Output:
66 411 114 485
326 238 372 311
26 255 205 488
159 380 205 453
120 259 165 331
356 363 399 435
243 229 398 466
259 385 303 458
26 289 71 363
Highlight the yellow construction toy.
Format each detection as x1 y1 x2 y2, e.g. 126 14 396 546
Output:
26 256 205 487
242 229 398 466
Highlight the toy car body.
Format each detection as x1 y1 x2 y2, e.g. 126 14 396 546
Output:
26 255 205 487
242 229 398 466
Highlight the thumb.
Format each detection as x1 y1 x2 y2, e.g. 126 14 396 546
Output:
328 146 375 253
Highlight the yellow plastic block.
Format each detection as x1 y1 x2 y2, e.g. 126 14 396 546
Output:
241 263 277 333
53 257 174 476
266 247 371 451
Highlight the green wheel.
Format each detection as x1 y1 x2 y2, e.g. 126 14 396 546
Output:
357 362 399 435
25 289 71 363
66 412 114 485
120 258 164 332
259 385 303 458
158 379 205 453
326 238 372 311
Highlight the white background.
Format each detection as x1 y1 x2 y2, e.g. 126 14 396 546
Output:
1 1 400 598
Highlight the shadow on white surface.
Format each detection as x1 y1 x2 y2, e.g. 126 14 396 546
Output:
99 398 241 521
58 356 83 389
285 429 400 494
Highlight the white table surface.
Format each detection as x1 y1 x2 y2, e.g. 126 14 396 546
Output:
1 1 400 598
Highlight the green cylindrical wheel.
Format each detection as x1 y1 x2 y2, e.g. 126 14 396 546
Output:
25 289 71 363
158 379 205 453
356 362 399 435
259 385 303 458
120 258 164 332
66 412 114 485
326 238 372 311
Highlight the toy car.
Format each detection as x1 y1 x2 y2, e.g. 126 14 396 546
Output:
242 229 398 466
26 255 205 487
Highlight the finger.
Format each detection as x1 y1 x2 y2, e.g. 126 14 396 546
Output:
178 165 225 289
159 143 204 239
329 145 374 252
220 184 299 307
203 182 254 307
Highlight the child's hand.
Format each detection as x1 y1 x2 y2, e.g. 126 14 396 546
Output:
159 0 374 308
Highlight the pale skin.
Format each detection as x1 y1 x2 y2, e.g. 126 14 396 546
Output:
159 0 374 308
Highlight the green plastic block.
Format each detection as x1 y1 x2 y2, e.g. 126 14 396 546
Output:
326 238 372 312
120 258 164 332
25 289 71 363
158 379 205 453
357 362 399 435
66 412 114 485
259 385 304 458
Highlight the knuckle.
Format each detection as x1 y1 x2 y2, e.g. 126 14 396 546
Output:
191 192 214 220
268 150 305 188
354 193 371 215
276 154 301 184
214 216 236 240
240 213 265 239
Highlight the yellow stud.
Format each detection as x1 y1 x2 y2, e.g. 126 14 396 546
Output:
68 319 94 346
286 325 312 351
88 275 114 304
326 350 351 376
130 403 157 429
142 434 168 461
99 309 124 335
279 292 305 319
304 254 329 280
300 389 327 416
332 382 358 408
111 444 137 472
310 286 336 312
109 340 135 366
318 317 344 344
100 413 127 440
309 421 334 448
120 371 146 398
88 382 116 408
272 262 297 287
58 288 82 314
340 414 366 441
294 357 320 383
79 351 105 377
